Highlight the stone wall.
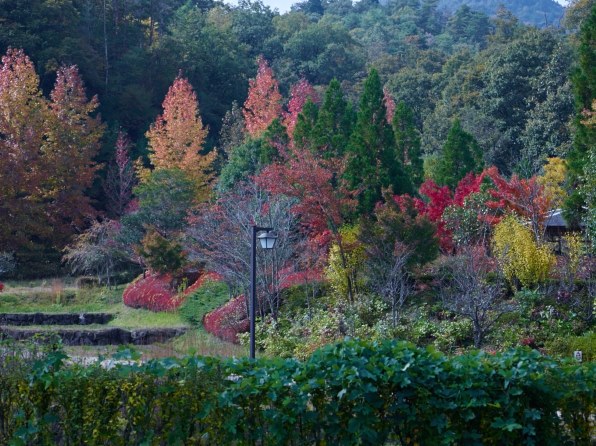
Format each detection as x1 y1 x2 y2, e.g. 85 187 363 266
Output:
0 313 114 326
0 327 187 345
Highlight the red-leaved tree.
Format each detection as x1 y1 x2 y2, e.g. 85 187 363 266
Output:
104 131 136 217
485 167 552 241
453 170 488 206
283 78 318 139
415 180 454 252
411 171 490 252
256 145 359 300
243 56 283 138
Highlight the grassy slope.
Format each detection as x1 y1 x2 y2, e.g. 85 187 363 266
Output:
0 279 247 358
0 283 124 313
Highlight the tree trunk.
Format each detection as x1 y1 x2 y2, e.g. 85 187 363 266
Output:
473 322 483 348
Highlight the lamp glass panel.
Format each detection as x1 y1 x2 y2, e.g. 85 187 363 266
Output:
258 232 277 249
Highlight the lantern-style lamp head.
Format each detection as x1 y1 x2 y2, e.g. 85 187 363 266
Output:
258 231 277 249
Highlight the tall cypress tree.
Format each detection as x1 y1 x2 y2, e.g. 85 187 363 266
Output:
393 102 423 188
292 99 319 151
345 69 411 214
565 5 596 226
434 119 482 190
311 78 354 158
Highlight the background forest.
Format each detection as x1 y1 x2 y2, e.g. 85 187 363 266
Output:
0 0 594 358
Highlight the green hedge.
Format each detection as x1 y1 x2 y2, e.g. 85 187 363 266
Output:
1 340 594 445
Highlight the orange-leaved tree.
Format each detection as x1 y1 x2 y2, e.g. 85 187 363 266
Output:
46 65 103 238
146 75 215 200
0 50 103 252
243 56 282 138
0 48 48 251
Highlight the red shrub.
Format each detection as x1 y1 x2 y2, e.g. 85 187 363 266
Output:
202 268 325 344
123 271 223 312
203 295 249 343
279 269 324 289
520 337 539 349
0 282 4 292
123 273 182 311
184 271 223 295
401 172 489 253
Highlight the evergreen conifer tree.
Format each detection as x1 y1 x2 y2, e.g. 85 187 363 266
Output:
311 78 354 158
345 69 411 214
293 99 319 151
565 4 596 226
434 119 482 190
393 102 424 187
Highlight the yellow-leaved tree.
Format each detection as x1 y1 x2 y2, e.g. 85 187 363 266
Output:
146 75 215 200
325 225 366 300
538 157 567 209
492 216 555 288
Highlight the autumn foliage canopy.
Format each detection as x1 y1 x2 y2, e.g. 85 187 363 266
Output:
243 56 283 138
0 49 102 252
146 75 215 199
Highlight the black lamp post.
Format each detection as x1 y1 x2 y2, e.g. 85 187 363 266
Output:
250 225 277 359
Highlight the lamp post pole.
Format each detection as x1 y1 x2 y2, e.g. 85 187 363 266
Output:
250 225 274 359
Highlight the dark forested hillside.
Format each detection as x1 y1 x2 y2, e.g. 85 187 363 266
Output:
438 0 565 27
0 0 571 152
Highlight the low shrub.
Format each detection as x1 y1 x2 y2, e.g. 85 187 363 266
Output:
0 339 593 445
122 273 182 311
203 295 249 343
75 275 100 288
122 271 217 312
545 332 596 362
182 271 223 296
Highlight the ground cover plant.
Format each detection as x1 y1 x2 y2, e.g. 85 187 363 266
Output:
0 339 594 445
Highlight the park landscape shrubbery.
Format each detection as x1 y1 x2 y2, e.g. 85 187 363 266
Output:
202 295 250 343
122 271 223 312
0 339 594 445
122 273 184 311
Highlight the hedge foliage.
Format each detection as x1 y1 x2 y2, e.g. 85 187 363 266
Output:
1 339 594 445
